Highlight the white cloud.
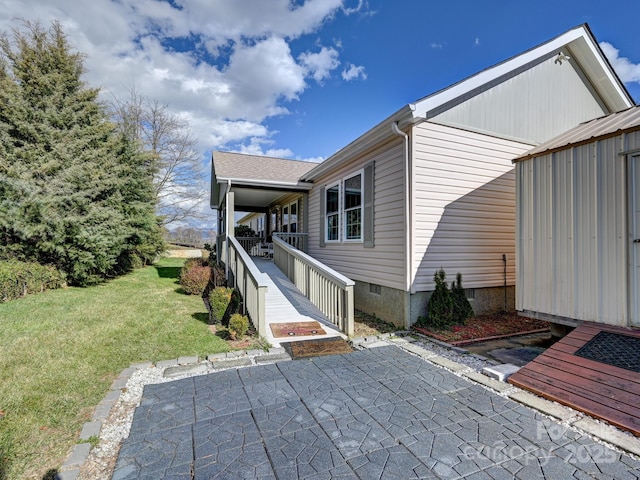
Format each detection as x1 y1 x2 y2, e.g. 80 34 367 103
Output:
474 37 480 46
0 0 367 228
600 41 640 84
430 43 443 49
299 46 340 83
0 0 355 155
341 63 367 81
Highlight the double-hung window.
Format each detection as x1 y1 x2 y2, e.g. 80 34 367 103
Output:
344 173 362 241
324 170 364 243
325 184 340 241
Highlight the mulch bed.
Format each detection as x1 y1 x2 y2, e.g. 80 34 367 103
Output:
413 312 550 346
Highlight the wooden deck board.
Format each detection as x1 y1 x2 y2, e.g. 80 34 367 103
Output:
509 323 640 436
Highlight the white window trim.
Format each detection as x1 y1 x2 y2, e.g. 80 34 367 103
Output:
324 181 341 243
343 169 364 243
324 168 365 244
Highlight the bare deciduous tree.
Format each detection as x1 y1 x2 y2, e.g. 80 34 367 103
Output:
111 89 207 227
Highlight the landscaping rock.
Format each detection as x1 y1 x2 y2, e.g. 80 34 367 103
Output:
79 421 102 440
482 363 520 382
255 353 291 364
210 358 252 369
155 359 178 368
164 363 209 378
177 355 198 365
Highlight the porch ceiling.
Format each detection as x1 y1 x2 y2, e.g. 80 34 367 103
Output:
231 185 303 210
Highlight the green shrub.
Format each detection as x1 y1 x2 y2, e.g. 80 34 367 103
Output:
425 268 453 329
451 273 474 325
416 269 474 330
0 260 66 302
113 251 144 275
182 257 208 269
208 287 233 324
228 313 249 339
179 259 210 295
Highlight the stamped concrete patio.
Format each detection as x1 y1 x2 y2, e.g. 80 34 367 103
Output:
112 345 640 479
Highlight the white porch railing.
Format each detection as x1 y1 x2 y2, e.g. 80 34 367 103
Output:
226 235 269 337
274 232 308 252
272 235 354 336
236 236 264 255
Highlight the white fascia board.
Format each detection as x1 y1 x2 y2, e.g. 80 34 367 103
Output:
218 176 314 190
571 36 633 110
302 106 414 182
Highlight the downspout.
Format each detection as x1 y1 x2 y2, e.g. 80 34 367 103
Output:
223 180 231 279
391 121 413 300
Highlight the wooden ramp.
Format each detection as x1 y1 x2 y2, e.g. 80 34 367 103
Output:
252 258 346 348
509 322 640 436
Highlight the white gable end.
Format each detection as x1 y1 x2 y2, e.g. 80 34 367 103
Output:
431 54 608 144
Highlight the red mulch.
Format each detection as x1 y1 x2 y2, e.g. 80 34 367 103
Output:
412 312 550 346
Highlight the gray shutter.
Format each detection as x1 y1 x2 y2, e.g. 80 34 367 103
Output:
319 186 326 247
363 161 375 248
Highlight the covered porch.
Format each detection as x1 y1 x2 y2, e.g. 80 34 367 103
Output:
210 151 355 342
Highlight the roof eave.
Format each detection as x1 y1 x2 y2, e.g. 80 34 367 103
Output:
301 105 415 182
216 176 314 190
413 24 633 119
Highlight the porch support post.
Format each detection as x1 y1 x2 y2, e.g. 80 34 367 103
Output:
226 191 235 238
266 208 271 237
302 192 309 252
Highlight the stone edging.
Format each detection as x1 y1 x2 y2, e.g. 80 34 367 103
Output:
56 346 291 480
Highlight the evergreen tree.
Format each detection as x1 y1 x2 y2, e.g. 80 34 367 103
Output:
451 272 474 325
0 21 163 285
426 268 453 328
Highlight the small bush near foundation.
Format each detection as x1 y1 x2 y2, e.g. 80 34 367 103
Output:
0 260 66 302
425 268 453 328
451 273 474 325
179 258 209 295
228 313 249 339
416 269 474 330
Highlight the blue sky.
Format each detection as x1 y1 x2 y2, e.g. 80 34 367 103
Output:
1 0 639 222
273 0 640 160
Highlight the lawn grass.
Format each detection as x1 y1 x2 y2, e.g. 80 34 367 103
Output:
0 258 229 480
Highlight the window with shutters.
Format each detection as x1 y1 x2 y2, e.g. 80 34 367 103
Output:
324 169 365 243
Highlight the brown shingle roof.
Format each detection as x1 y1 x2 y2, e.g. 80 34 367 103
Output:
213 151 319 184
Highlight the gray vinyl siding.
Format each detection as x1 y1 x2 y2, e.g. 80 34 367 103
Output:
307 140 406 289
412 122 534 292
516 132 640 326
432 56 608 144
